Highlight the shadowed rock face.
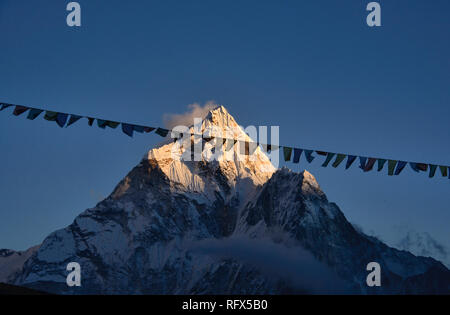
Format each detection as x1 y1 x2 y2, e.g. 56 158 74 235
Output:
12 107 450 294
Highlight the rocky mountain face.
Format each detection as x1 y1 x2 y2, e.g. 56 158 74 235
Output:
11 106 450 294
0 246 40 284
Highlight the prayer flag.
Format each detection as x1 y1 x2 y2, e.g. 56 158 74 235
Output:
56 113 68 128
27 109 43 120
377 159 387 172
44 111 58 121
364 158 377 172
293 148 303 164
155 128 169 137
248 142 258 155
261 144 272 153
122 123 134 137
332 154 346 168
346 155 357 169
410 163 428 172
359 157 367 170
225 139 235 151
388 160 397 176
394 161 407 175
322 152 335 167
97 119 108 129
13 106 29 116
429 165 437 178
439 166 448 177
305 150 315 163
67 115 82 127
133 125 145 133
283 147 293 161
107 121 120 129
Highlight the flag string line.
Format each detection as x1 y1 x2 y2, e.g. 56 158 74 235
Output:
0 101 449 178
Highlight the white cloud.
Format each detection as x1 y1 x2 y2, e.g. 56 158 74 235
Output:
163 101 218 129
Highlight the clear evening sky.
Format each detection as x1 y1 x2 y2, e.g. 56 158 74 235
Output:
0 1 448 263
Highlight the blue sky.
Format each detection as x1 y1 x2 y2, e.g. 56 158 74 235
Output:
0 0 449 262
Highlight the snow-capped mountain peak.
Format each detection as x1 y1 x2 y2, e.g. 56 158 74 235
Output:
145 106 275 205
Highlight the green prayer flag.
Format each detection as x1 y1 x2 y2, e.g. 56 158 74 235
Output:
429 165 437 178
44 111 58 121
332 154 346 168
97 119 108 129
322 153 336 167
439 166 448 177
107 121 120 129
155 128 169 137
283 147 293 161
377 159 387 172
388 160 397 176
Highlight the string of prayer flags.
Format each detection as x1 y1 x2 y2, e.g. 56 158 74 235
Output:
1 100 449 182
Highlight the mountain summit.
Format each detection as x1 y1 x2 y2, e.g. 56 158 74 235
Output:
12 106 450 294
